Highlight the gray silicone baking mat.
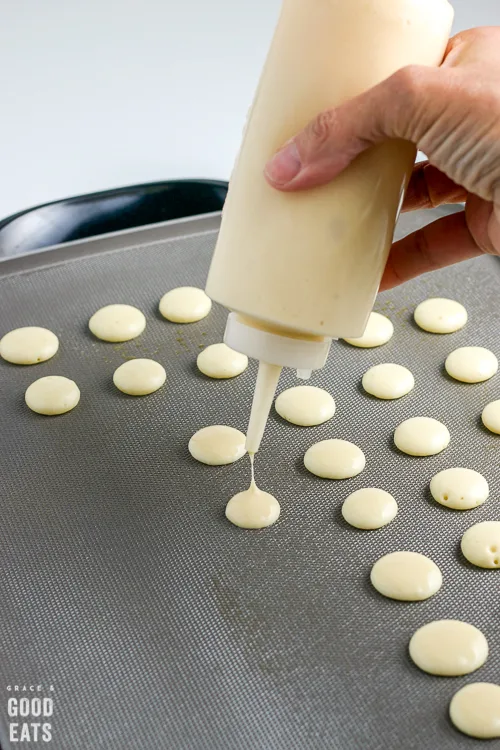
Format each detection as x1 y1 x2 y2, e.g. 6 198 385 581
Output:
0 209 499 750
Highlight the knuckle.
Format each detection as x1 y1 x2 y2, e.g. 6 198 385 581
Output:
466 196 497 254
388 65 437 139
459 74 500 113
306 109 337 149
390 65 427 102
413 227 439 272
478 87 500 115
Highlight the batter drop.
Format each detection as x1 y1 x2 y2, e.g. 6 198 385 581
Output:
370 550 442 601
189 425 246 466
445 346 498 383
409 620 488 676
25 376 80 416
0 326 59 365
89 304 146 342
362 363 414 400
430 467 489 510
343 312 393 348
113 359 166 395
482 399 500 434
304 439 365 479
394 417 450 456
197 343 248 379
414 297 467 333
342 488 398 529
225 458 280 529
159 287 212 323
275 385 335 426
461 521 500 568
450 683 500 739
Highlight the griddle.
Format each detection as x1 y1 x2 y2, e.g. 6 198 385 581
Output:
0 208 499 750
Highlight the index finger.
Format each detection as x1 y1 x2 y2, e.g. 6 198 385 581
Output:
381 210 481 290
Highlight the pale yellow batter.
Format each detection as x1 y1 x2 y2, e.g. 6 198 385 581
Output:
89 304 146 342
409 620 488 676
461 521 500 568
482 399 500 434
445 346 498 383
370 551 442 601
197 343 248 379
343 312 394 348
225 471 280 530
362 363 414 400
304 439 365 479
113 359 166 396
449 683 500 739
159 286 212 323
275 385 335 426
430 468 489 510
25 376 80 416
0 326 59 365
341 488 398 529
414 297 467 333
394 417 450 456
188 425 246 466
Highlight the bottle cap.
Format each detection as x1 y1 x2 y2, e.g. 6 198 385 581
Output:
224 313 331 371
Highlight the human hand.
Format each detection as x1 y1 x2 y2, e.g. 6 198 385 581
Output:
264 27 500 290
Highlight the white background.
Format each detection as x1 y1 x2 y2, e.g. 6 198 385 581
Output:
0 0 497 217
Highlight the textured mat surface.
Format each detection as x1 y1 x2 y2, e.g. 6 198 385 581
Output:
0 210 499 750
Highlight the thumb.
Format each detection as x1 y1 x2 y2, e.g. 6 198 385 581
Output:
265 65 442 191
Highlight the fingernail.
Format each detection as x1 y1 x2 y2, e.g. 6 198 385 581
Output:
265 141 301 185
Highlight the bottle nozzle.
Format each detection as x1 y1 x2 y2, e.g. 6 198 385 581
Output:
245 361 282 455
296 369 312 380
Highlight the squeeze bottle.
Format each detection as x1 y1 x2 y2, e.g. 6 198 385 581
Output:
206 0 454 455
